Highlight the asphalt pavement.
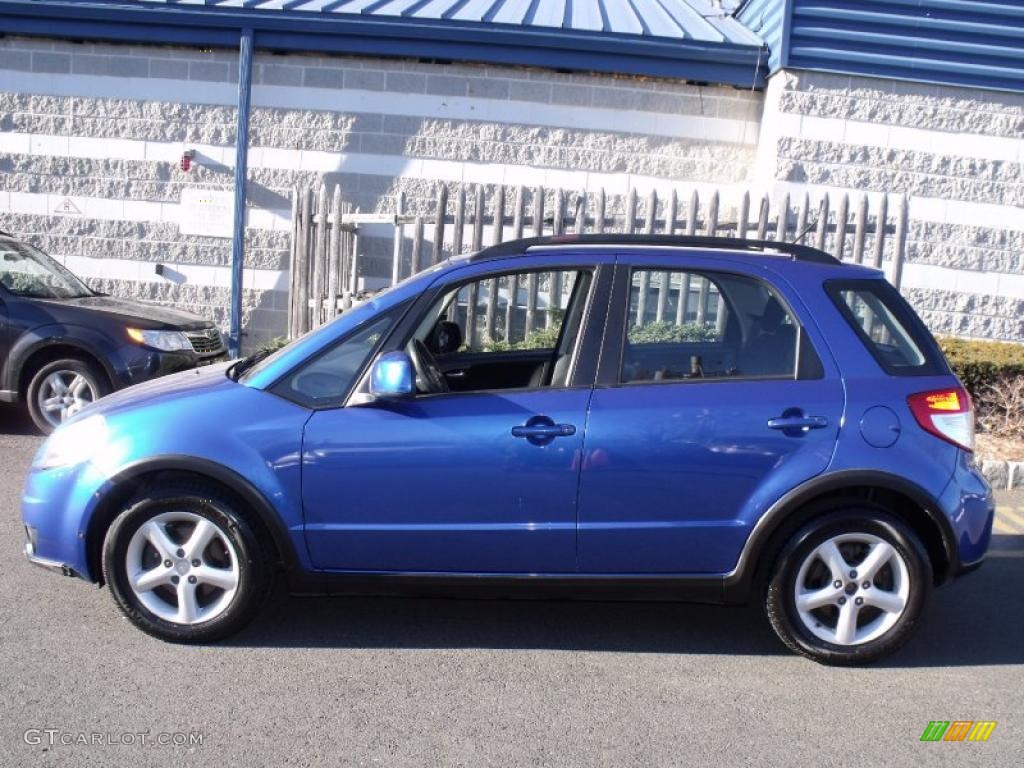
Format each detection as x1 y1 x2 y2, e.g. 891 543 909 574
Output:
1 404 1021 767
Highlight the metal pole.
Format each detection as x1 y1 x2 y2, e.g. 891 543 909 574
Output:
229 28 254 358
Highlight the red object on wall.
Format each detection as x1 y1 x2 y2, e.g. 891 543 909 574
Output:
180 150 195 172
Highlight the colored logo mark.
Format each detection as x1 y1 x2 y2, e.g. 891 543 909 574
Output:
920 721 997 742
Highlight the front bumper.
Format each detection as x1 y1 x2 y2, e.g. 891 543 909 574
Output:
112 345 227 390
21 458 111 582
23 525 80 578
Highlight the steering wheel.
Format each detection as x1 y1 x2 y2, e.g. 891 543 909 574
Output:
409 339 449 394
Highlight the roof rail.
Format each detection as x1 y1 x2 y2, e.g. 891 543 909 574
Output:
470 234 841 265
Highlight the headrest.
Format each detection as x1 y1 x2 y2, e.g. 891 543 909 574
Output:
428 320 463 355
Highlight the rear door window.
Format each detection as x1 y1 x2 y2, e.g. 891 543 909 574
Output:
620 268 822 383
826 279 946 376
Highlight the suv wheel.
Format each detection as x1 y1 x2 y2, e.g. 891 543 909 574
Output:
102 485 272 643
765 509 932 665
26 357 109 434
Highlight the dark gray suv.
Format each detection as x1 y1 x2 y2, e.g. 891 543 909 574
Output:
0 232 226 433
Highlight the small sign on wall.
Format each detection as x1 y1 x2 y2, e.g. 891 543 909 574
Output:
54 198 82 215
179 189 235 239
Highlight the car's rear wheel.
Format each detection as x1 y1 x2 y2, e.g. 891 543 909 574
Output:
765 509 932 665
25 357 109 434
102 484 272 643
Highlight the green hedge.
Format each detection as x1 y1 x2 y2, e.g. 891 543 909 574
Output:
937 337 1024 401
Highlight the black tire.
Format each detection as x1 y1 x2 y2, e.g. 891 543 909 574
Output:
101 483 273 644
25 356 110 434
765 508 932 665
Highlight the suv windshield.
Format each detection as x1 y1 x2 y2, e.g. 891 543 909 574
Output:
0 237 93 299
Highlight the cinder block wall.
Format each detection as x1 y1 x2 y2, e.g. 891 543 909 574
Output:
0 36 762 351
758 70 1024 342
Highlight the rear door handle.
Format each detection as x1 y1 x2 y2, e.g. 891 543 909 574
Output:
768 410 829 435
512 424 576 439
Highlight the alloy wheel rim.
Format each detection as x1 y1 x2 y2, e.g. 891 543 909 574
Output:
793 532 910 647
125 512 240 626
37 370 98 427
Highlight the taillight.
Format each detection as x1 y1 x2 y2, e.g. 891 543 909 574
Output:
907 387 974 452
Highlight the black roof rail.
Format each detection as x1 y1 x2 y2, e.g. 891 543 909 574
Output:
470 234 841 265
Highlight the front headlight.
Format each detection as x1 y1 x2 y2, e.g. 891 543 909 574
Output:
126 328 192 352
34 415 109 470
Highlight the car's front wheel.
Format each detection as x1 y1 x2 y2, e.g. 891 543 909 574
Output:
26 357 109 434
766 509 932 665
102 484 272 643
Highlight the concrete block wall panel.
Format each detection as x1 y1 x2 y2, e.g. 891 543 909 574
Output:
0 37 762 349
757 70 1024 343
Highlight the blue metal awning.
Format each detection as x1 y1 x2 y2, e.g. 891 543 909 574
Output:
0 0 768 87
737 0 1024 94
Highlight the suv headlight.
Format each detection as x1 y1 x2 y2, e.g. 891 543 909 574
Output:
126 328 192 352
34 415 109 470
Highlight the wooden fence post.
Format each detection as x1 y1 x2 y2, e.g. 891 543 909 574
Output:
635 189 656 323
852 194 868 264
326 184 342 321
656 190 676 322
431 185 448 265
547 188 566 327
287 186 299 338
411 216 424 275
777 192 790 241
756 194 769 240
506 186 526 341
872 194 888 269
311 183 328 328
891 194 908 289
525 187 543 334
625 188 638 234
686 190 699 235
391 191 405 286
815 195 830 251
573 189 587 234
834 193 849 261
737 190 750 240
452 186 466 256
293 187 312 335
485 186 505 342
795 192 810 243
463 185 484 344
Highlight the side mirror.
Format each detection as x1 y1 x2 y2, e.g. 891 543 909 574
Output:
369 351 415 399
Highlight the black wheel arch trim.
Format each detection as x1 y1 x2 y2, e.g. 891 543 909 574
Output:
722 469 958 602
90 455 301 580
7 332 119 394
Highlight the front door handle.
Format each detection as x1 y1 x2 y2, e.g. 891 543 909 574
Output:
768 408 828 436
512 415 576 446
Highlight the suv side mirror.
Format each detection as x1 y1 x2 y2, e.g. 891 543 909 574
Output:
369 351 415 399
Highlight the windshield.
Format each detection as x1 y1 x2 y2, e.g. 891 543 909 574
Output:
0 237 93 299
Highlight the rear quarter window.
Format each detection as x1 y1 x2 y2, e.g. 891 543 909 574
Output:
825 279 948 376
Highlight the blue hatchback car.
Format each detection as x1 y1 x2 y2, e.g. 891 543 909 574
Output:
21 235 993 664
